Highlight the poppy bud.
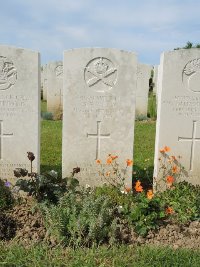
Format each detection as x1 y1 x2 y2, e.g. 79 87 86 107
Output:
27 152 35 162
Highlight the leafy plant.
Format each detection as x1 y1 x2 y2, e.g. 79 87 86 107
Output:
160 181 200 224
42 190 121 247
123 191 165 236
15 153 80 203
0 179 14 211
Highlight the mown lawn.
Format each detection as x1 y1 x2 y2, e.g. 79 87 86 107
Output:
0 242 199 267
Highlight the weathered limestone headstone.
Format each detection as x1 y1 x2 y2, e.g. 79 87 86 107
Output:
0 45 40 183
62 48 137 187
41 64 47 100
47 61 63 120
154 49 200 188
136 63 152 117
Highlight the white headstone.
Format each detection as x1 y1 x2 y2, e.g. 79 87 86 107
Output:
154 49 200 188
62 48 137 187
136 63 152 117
0 45 40 183
47 61 63 120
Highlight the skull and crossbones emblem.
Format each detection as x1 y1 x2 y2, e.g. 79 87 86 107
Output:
84 57 117 91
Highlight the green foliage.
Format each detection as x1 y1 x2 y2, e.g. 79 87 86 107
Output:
147 92 157 120
15 169 79 204
94 185 133 207
184 41 193 49
160 181 200 223
174 41 200 50
0 179 14 211
42 190 120 247
124 192 165 236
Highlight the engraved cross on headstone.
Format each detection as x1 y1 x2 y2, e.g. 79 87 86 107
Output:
0 120 13 160
87 121 110 160
178 120 200 171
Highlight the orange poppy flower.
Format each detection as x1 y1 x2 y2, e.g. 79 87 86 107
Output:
125 186 132 193
166 175 175 184
172 165 179 174
134 180 143 192
147 189 154 200
106 158 112 165
160 146 170 153
126 159 133 166
96 159 101 164
165 207 174 214
164 146 170 152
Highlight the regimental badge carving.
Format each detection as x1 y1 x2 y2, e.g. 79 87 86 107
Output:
84 57 118 92
55 65 63 78
0 56 17 90
182 58 200 92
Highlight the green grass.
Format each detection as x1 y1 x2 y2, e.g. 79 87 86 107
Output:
134 121 156 188
41 120 62 176
0 243 199 267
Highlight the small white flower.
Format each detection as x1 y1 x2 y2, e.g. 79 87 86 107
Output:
86 184 90 189
49 170 58 177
